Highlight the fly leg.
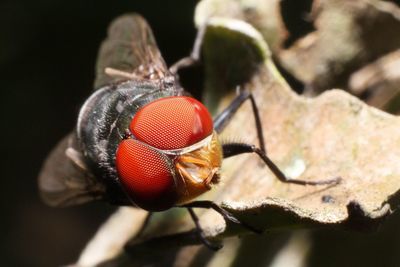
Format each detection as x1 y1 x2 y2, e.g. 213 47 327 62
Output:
125 204 257 252
187 207 222 250
216 90 341 185
169 24 206 74
181 200 262 250
223 143 341 185
214 90 265 152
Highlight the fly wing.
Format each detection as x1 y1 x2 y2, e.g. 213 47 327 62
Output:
94 14 169 89
38 133 106 207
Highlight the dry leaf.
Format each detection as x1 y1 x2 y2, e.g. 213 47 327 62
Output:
188 17 400 239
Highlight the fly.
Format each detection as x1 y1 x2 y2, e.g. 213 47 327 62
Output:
38 14 340 250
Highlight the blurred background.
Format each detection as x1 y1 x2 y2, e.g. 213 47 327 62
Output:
3 0 400 266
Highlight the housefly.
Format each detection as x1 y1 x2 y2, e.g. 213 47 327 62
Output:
39 14 340 250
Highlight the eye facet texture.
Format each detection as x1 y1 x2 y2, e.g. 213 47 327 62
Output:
116 139 176 211
130 96 213 150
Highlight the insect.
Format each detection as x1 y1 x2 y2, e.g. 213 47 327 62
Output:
38 14 340 250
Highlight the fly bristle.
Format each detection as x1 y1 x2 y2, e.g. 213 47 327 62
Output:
219 135 250 146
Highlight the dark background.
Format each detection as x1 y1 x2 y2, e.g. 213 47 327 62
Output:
0 1 198 266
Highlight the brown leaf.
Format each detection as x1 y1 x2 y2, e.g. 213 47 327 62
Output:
196 17 400 239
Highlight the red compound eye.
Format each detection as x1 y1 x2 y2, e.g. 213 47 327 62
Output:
115 139 177 211
130 96 213 150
